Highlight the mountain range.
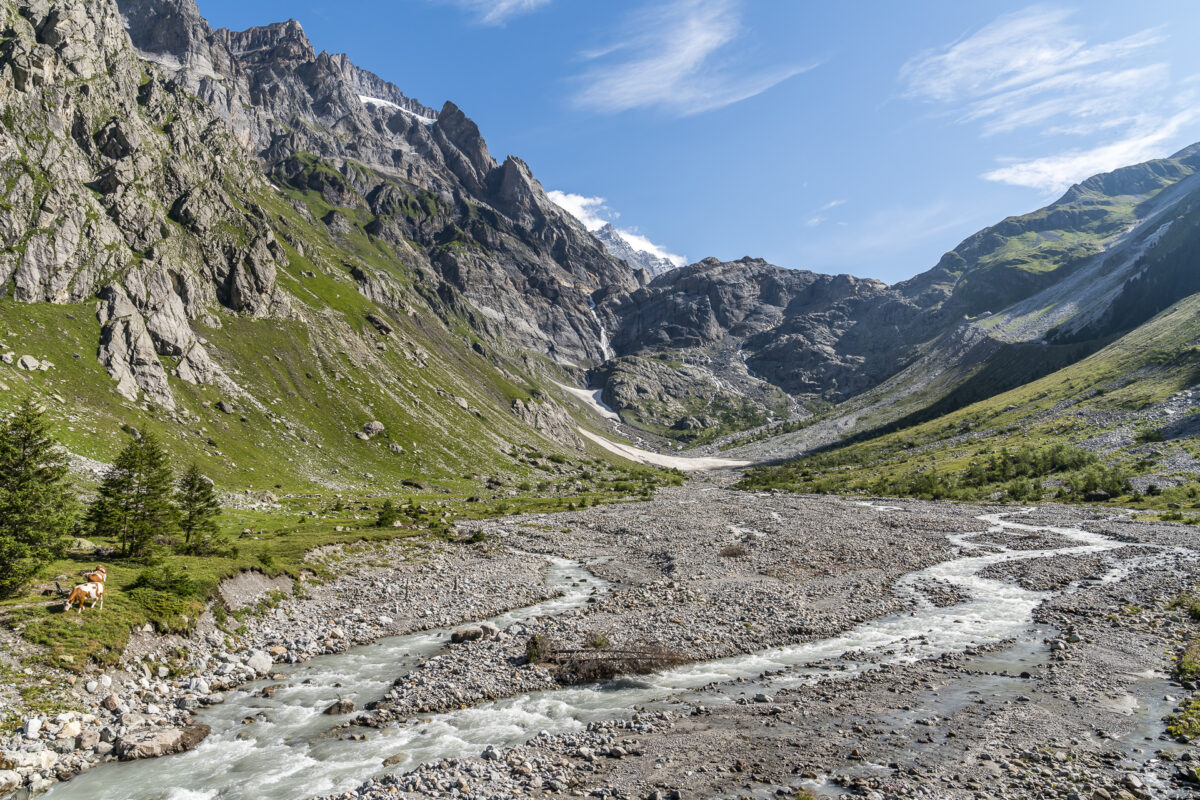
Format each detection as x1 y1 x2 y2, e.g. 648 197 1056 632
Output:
3 0 1200 493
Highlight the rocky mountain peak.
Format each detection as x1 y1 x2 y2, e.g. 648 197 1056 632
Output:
218 20 313 63
592 224 678 279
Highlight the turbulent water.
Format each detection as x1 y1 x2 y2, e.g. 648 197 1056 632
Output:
42 511 1151 800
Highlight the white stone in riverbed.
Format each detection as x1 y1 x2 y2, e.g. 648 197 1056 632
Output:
246 650 273 675
23 717 42 738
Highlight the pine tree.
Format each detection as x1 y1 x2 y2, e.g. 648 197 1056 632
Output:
0 398 76 596
177 463 224 554
87 432 178 558
376 499 398 527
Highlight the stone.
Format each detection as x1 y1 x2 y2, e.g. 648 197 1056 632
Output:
0 770 20 793
24 717 42 738
101 693 122 712
17 355 40 370
382 752 406 767
217 400 235 414
114 724 210 760
362 420 385 438
450 627 485 644
323 699 355 715
56 720 82 739
246 650 273 676
85 681 99 693
76 730 100 750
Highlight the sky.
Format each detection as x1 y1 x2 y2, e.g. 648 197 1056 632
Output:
194 0 1200 285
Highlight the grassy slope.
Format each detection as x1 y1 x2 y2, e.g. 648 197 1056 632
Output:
739 291 1200 510
0 158 691 681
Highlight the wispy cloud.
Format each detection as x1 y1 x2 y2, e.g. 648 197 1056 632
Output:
804 199 847 227
442 0 551 26
571 0 812 116
548 190 686 265
982 111 1197 193
900 6 1196 194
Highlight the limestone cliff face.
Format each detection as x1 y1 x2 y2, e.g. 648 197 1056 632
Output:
115 0 639 366
0 0 286 407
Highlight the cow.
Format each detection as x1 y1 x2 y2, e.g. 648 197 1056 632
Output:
83 565 107 584
64 581 105 613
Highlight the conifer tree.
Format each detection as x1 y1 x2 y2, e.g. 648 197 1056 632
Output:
376 499 399 527
0 398 75 596
88 432 178 558
177 462 224 554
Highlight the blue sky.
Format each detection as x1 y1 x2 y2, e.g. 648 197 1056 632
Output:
195 0 1200 284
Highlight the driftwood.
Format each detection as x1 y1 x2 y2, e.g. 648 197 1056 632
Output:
529 636 687 683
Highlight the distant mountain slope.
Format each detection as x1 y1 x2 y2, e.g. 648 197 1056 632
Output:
739 287 1200 504
600 144 1200 442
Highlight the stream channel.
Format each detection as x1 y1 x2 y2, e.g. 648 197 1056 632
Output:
41 510 1183 799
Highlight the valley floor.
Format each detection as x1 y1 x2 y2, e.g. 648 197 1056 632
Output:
6 476 1200 800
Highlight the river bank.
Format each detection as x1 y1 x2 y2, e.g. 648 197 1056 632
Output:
4 478 1200 799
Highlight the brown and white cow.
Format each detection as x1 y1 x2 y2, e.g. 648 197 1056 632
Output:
83 565 107 584
64 581 105 613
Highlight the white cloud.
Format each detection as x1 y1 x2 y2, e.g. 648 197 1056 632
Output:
547 189 686 265
571 0 812 116
545 190 610 230
900 6 1196 195
442 0 551 26
983 110 1200 192
804 199 846 228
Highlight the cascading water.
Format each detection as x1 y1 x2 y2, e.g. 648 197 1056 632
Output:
40 511 1168 800
587 295 613 362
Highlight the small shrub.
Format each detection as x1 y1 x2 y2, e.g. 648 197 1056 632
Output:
720 544 749 558
130 564 201 598
525 634 549 664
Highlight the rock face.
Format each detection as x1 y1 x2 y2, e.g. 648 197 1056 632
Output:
114 0 640 366
510 398 582 449
593 223 677 278
603 257 901 399
0 0 283 408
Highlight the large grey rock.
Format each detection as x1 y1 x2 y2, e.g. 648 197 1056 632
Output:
245 650 273 675
96 284 176 409
114 724 210 760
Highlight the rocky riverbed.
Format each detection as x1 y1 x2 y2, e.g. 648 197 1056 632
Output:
5 478 1200 800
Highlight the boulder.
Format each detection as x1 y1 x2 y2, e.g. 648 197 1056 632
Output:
450 627 484 644
114 724 210 760
56 720 82 739
0 770 21 793
362 420 385 438
17 355 40 371
323 698 355 715
246 650 273 676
